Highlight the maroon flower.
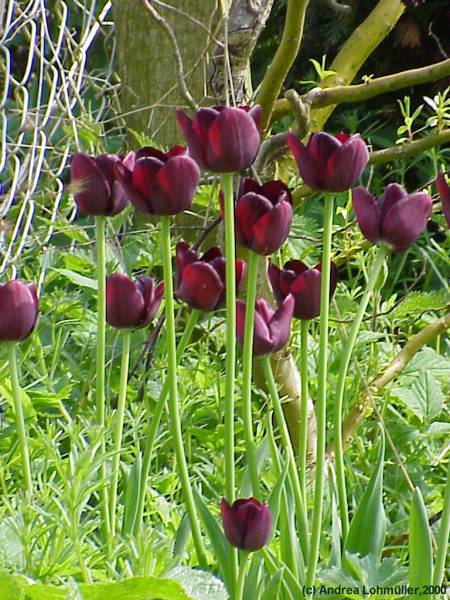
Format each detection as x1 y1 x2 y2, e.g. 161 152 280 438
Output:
220 498 272 551
269 260 338 320
0 281 39 342
436 170 450 228
175 242 245 312
70 153 128 216
106 274 164 329
287 131 369 192
236 295 294 356
114 146 200 215
176 106 261 172
352 184 432 252
233 179 293 255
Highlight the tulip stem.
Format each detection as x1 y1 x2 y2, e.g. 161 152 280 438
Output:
235 552 250 600
95 215 111 546
8 344 33 497
433 456 450 591
261 354 309 560
109 328 131 539
306 196 334 592
134 309 200 535
333 244 388 542
299 319 310 509
242 250 261 499
161 216 207 567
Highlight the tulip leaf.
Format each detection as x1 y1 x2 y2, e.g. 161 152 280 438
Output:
173 513 191 562
78 577 191 600
167 567 228 600
53 268 98 290
345 429 386 562
261 569 283 600
391 372 444 422
409 488 433 593
239 435 270 497
122 452 142 536
268 460 289 532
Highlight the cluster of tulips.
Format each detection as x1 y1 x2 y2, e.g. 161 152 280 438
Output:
1 103 449 597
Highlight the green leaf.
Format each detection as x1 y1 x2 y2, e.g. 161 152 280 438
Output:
261 569 283 600
167 567 228 600
79 576 191 600
25 584 67 600
403 348 450 380
268 460 289 532
391 290 450 319
346 429 386 562
409 488 433 594
0 573 24 600
122 453 142 536
53 268 98 290
392 372 444 421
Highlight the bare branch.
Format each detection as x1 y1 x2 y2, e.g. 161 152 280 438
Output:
369 128 450 165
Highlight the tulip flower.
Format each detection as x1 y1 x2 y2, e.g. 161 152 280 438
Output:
176 242 245 312
236 295 294 356
220 497 272 551
269 260 338 320
114 146 200 215
176 106 261 173
106 274 164 329
70 153 128 216
287 131 369 193
232 178 293 255
352 183 432 252
436 170 450 228
0 281 39 342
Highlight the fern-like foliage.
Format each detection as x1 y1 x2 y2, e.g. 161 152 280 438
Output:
391 289 450 319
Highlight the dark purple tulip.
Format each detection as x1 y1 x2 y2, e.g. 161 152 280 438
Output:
0 281 39 342
106 274 164 329
176 106 261 173
236 295 294 356
234 178 293 255
220 498 272 551
287 131 369 193
175 242 246 312
436 170 450 228
268 260 338 320
114 146 200 216
352 183 433 252
70 153 128 216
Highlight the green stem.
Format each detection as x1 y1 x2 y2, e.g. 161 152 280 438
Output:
8 344 32 497
306 196 334 590
161 216 207 567
334 245 388 541
235 552 250 600
299 319 309 510
222 172 239 589
262 355 309 560
95 215 111 545
109 328 132 538
433 458 450 592
242 250 261 499
134 309 200 535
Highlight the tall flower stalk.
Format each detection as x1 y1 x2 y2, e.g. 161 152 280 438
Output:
299 318 310 508
160 215 207 566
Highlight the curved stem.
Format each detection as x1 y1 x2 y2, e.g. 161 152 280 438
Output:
299 319 310 509
433 458 450 591
235 552 250 600
306 196 334 591
161 216 207 567
95 215 111 543
262 355 309 560
134 309 200 535
334 245 388 541
242 250 261 499
110 328 131 538
8 344 32 497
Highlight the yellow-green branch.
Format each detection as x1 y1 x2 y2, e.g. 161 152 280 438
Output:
369 129 450 165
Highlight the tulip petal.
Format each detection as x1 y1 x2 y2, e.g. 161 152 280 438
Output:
308 131 341 172
253 200 292 254
249 105 262 132
135 146 168 162
177 262 224 311
267 294 294 352
352 187 382 243
220 499 244 549
132 157 163 200
436 171 450 228
243 502 272 551
259 180 292 206
114 162 149 212
326 135 369 192
268 263 284 306
176 242 198 286
156 155 200 215
95 154 122 187
382 192 432 252
377 183 407 220
136 277 163 326
235 192 273 247
106 274 145 329
241 178 260 196
236 299 273 356
71 153 111 215
283 260 309 276
291 268 322 320
201 246 223 263
176 109 208 168
0 281 39 341
110 181 129 215
287 134 321 190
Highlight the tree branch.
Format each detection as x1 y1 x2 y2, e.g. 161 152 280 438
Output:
369 128 450 165
255 0 309 131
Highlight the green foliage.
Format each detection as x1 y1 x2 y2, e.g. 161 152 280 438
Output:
408 488 433 593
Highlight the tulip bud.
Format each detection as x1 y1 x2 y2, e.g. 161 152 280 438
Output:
176 106 261 173
175 242 245 312
115 146 200 216
287 131 369 193
106 274 164 329
233 179 293 255
268 260 338 320
70 153 129 216
220 497 272 551
236 295 294 356
0 281 39 342
352 183 432 252
436 170 450 228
